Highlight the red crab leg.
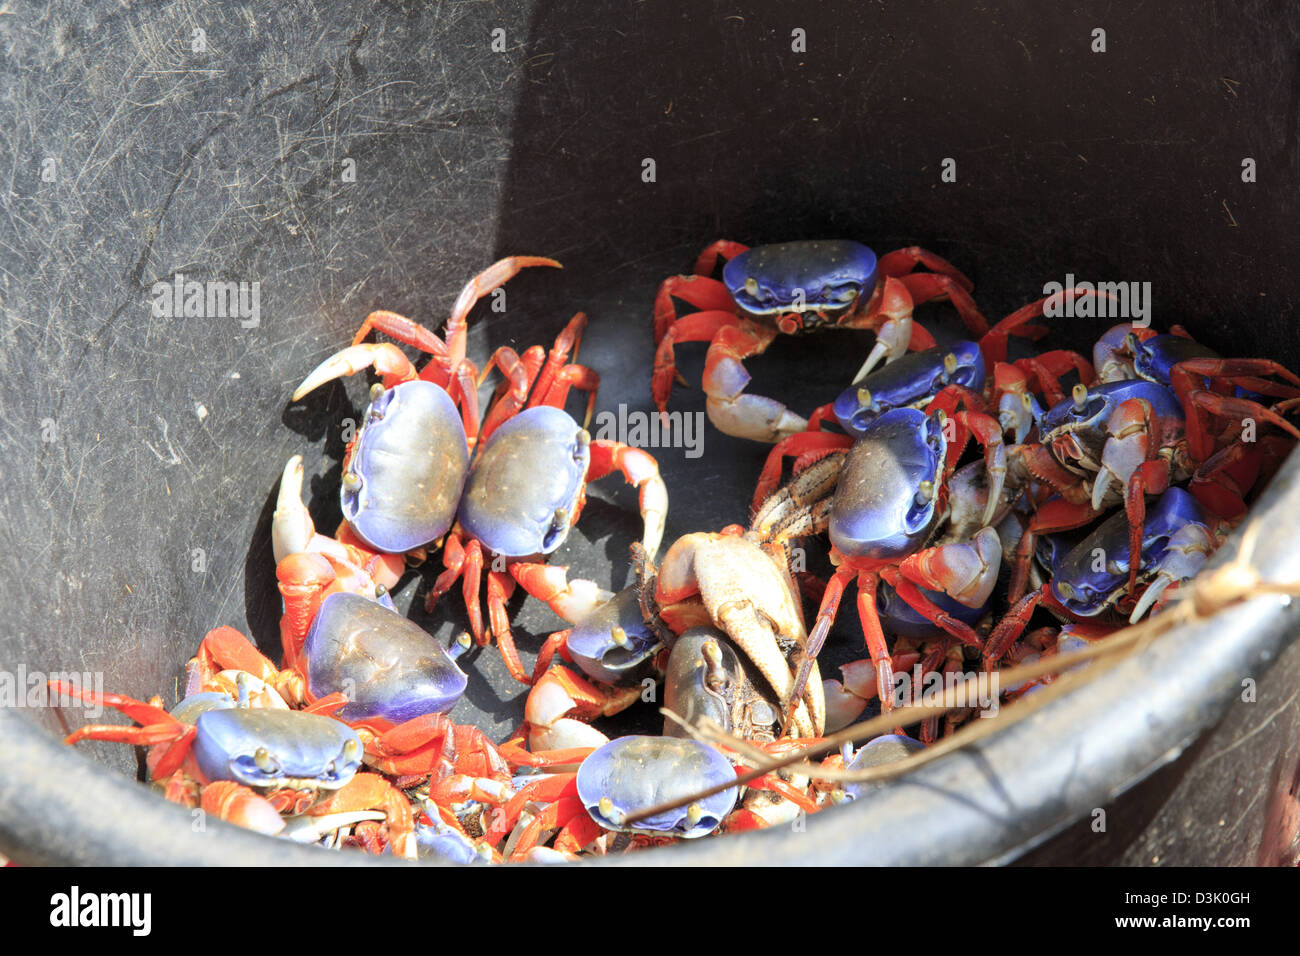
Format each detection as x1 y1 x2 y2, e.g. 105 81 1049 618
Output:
535 364 601 428
444 256 562 369
50 681 198 779
1188 440 1267 521
895 272 989 339
852 571 895 708
586 440 669 556
983 587 1045 667
877 246 974 289
979 288 1113 367
350 309 450 360
425 529 468 611
362 713 455 777
477 346 535 445
552 811 604 856
654 273 736 347
692 239 751 277
508 796 590 861
1015 350 1095 406
878 567 983 649
531 629 574 683
1182 390 1300 463
460 539 486 646
1007 496 1102 603
652 309 741 411
529 312 589 408
485 772 579 844
486 568 530 685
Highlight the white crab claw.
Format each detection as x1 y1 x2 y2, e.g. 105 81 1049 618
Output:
528 717 610 753
292 343 413 401
272 455 314 564
640 480 668 558
853 316 913 382
280 810 386 844
1128 575 1174 624
1090 467 1117 512
822 678 868 733
1128 523 1214 623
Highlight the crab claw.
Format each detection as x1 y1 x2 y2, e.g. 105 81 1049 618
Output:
280 809 386 844
524 665 641 752
903 526 1002 609
995 362 1040 444
1092 398 1152 512
292 343 417 401
1128 522 1214 623
272 455 314 563
853 312 914 383
822 679 868 733
200 782 287 836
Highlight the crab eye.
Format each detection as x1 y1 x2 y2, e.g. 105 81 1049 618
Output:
744 277 759 298
253 747 277 774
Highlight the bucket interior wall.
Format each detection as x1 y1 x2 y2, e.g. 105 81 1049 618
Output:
3 1 1299 864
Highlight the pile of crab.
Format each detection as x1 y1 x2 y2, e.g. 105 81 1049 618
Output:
52 243 1300 862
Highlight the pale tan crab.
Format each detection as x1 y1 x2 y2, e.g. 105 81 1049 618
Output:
654 527 825 739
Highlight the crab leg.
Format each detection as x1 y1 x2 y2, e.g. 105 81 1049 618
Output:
585 440 669 557
349 308 450 354
476 346 535 445
692 239 752 277
50 681 198 779
653 309 741 411
529 313 592 408
272 456 404 587
444 256 562 368
879 568 983 649
485 569 531 685
895 271 989 339
1015 350 1096 407
979 287 1111 367
510 562 615 625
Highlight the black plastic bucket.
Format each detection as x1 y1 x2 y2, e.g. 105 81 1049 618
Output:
3 1 1299 865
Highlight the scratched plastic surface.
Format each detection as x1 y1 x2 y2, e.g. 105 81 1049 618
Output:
3 1 1299 866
